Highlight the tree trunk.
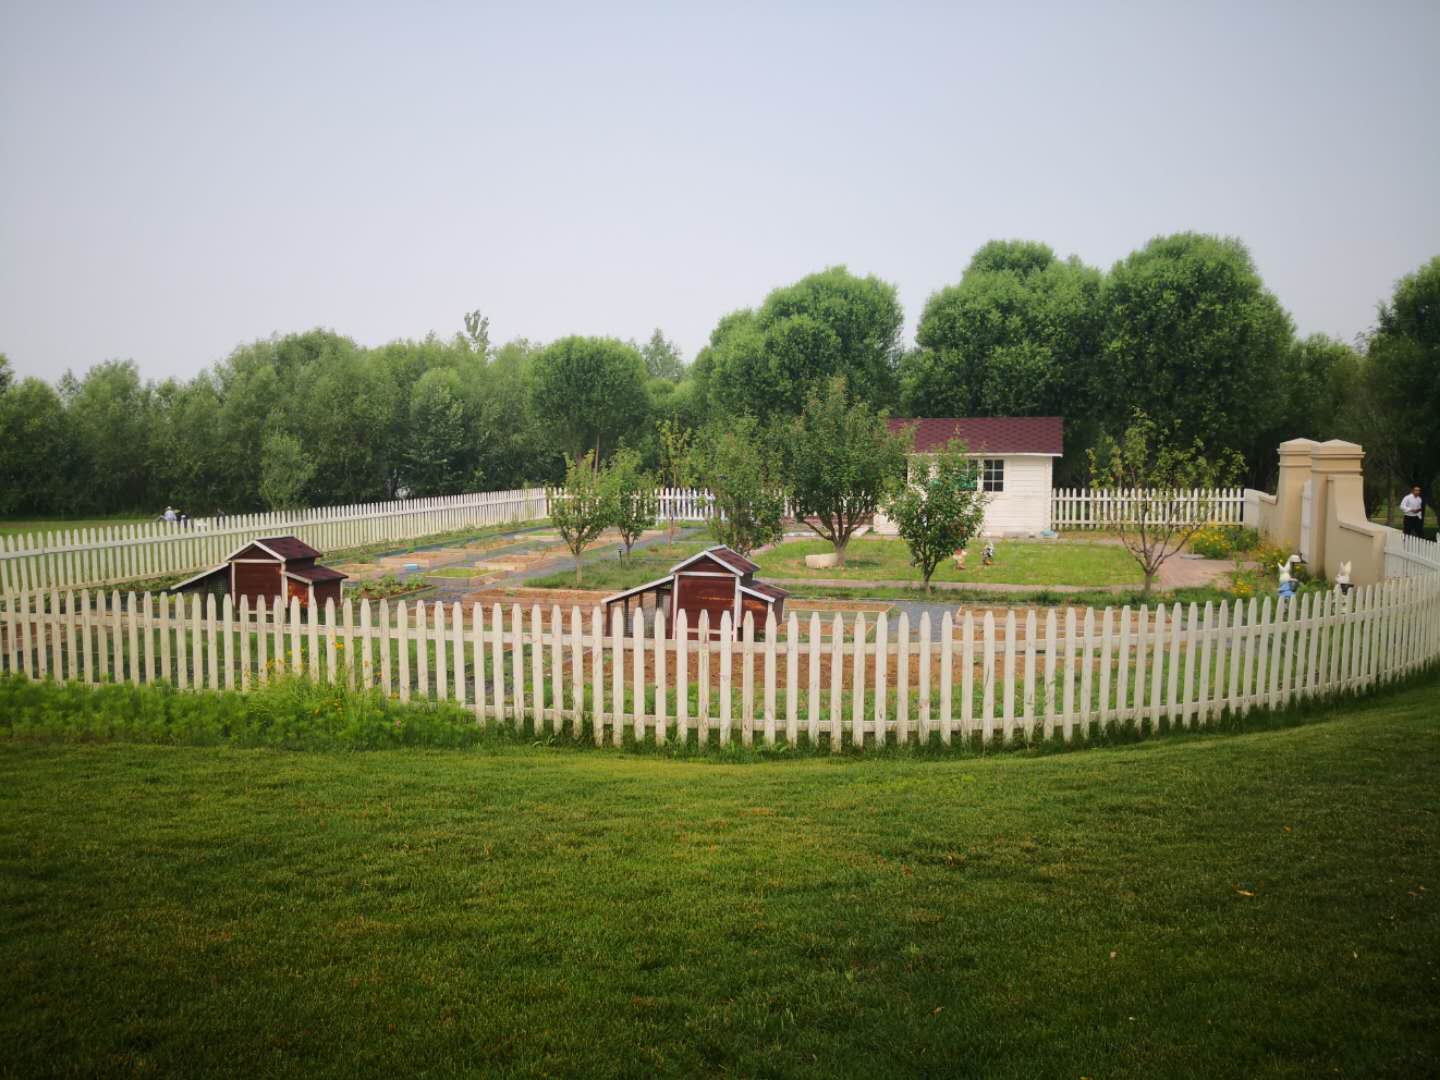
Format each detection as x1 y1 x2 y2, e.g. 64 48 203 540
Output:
923 571 932 596
834 538 847 569
574 557 583 586
1142 568 1156 597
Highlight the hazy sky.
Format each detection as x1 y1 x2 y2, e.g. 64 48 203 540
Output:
2 0 1438 383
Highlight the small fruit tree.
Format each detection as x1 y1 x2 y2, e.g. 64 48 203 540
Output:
779 376 911 568
1088 409 1244 596
656 418 693 548
608 448 658 556
885 439 988 594
692 415 785 557
548 451 618 585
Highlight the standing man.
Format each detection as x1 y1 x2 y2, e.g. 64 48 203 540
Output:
1400 484 1425 538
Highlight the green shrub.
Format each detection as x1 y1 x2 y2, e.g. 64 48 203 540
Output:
1191 525 1261 559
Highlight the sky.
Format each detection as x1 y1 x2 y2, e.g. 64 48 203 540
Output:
2 0 1438 384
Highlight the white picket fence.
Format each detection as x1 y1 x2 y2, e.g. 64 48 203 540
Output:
1051 488 1247 530
3 573 1436 748
0 489 549 595
657 488 715 521
1385 529 1440 579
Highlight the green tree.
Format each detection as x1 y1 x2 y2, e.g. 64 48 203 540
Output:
59 360 155 513
1100 233 1293 481
463 310 491 356
901 241 1104 430
1088 410 1244 596
0 376 70 516
703 267 903 420
1364 256 1440 503
691 416 785 556
885 439 988 594
548 451 618 584
259 431 315 511
402 368 472 495
531 336 650 464
656 418 693 546
606 448 658 555
779 377 910 568
640 329 685 381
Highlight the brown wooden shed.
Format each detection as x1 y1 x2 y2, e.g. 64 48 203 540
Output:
170 536 347 609
602 545 787 639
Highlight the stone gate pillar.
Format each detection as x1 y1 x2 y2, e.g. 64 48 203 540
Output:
1272 438 1317 552
1311 439 1367 581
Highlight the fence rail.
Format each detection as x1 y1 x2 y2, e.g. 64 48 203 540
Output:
0 489 549 595
3 574 1435 748
1051 488 1247 530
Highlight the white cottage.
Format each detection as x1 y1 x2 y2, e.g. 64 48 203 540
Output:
875 417 1063 537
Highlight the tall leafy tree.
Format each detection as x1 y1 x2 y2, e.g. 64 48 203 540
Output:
259 431 315 511
901 240 1104 439
779 377 910 568
703 266 903 419
640 329 685 381
1099 233 1293 481
530 336 650 464
1364 255 1440 501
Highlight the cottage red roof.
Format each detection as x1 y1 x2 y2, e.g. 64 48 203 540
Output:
886 417 1063 456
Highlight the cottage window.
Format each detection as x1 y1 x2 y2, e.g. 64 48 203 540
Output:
982 459 1005 492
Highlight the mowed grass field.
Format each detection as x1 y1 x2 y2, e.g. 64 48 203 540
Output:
754 536 1143 587
2 680 1438 1078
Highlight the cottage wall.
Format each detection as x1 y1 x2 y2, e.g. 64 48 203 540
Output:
980 455 1054 535
873 454 1056 537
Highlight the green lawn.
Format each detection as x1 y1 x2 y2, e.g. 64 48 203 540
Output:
528 541 711 591
756 536 1144 587
2 679 1437 1077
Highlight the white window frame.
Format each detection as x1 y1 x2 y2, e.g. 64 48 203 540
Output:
982 458 1005 493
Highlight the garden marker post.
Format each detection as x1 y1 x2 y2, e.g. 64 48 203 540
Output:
918 612 932 744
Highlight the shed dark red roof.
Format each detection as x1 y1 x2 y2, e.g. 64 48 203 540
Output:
254 536 323 560
285 564 347 584
887 417 1063 456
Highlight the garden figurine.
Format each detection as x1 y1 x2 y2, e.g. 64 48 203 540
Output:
982 542 996 566
1277 553 1304 600
1334 561 1353 600
953 547 968 571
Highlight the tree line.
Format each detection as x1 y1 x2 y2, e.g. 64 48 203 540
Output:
0 236 1434 519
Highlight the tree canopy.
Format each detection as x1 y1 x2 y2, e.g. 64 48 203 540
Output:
530 336 650 465
700 266 903 420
